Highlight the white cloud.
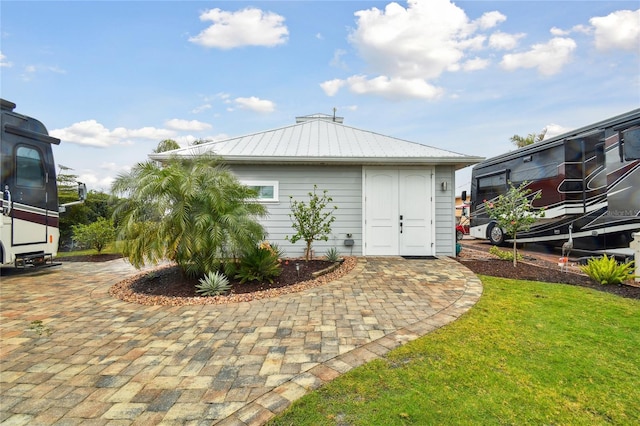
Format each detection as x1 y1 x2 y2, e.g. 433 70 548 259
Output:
234 96 276 113
590 9 640 52
344 75 444 100
349 0 470 80
489 31 525 50
191 103 212 114
77 171 116 192
51 120 176 147
20 63 66 81
544 123 573 139
77 162 133 191
164 118 212 131
473 10 507 30
0 51 12 67
189 7 288 49
332 0 515 99
500 37 577 76
330 49 348 69
550 27 568 36
462 57 490 71
321 79 347 96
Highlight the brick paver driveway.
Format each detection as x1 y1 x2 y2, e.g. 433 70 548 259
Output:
1 257 481 425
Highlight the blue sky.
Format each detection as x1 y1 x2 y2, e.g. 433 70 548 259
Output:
2 0 638 194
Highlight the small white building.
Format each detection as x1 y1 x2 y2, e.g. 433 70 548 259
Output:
150 114 483 258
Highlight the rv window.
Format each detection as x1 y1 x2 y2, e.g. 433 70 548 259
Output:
510 162 558 183
478 173 506 191
622 128 640 160
16 146 46 188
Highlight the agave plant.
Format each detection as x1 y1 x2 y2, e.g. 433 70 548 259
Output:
325 247 341 263
196 271 232 296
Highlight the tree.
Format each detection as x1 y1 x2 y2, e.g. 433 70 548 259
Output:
484 181 545 266
286 185 337 261
153 139 180 153
57 164 116 250
72 217 115 253
510 129 547 148
111 154 267 278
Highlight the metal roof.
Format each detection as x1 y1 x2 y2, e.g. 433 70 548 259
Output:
150 115 484 169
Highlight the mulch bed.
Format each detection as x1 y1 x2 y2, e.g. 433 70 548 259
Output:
109 257 358 306
457 242 640 300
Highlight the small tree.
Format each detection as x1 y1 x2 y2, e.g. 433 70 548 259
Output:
153 139 180 153
287 185 337 261
72 217 116 253
484 181 545 266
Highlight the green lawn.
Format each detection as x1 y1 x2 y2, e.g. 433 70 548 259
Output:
269 276 640 425
55 242 122 257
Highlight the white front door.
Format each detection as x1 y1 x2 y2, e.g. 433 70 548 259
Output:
364 169 399 255
399 171 432 256
364 168 433 256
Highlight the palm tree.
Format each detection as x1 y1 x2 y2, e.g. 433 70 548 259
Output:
510 129 547 148
111 154 267 278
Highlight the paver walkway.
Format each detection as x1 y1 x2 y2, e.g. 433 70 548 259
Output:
1 257 482 425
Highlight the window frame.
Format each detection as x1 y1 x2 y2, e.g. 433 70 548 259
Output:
15 145 46 189
242 180 280 203
621 127 640 161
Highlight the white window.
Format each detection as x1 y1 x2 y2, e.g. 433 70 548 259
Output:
242 180 279 203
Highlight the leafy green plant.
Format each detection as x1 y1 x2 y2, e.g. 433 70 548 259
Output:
235 242 282 284
72 217 116 253
580 255 636 285
489 246 523 262
484 181 545 266
325 247 341 262
196 271 232 296
287 185 338 261
111 154 267 278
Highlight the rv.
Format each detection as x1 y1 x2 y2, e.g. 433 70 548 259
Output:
469 109 640 254
1 99 84 267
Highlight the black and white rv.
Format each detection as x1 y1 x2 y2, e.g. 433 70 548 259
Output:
469 108 640 254
1 99 84 267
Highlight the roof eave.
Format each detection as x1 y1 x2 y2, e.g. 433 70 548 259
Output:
148 152 485 169
218 155 485 167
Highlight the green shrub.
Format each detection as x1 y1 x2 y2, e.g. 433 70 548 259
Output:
325 247 341 262
196 271 231 296
235 241 282 284
580 255 636 285
72 217 115 253
489 245 523 262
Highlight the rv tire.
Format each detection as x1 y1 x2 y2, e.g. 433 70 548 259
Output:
488 223 505 245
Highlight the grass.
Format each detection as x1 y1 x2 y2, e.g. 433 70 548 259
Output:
269 276 640 425
55 242 122 258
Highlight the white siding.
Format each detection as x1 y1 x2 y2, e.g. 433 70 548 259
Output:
434 165 456 256
229 165 363 258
